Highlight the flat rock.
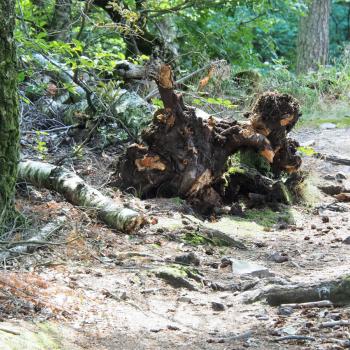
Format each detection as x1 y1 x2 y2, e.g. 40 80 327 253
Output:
320 122 337 129
231 259 274 278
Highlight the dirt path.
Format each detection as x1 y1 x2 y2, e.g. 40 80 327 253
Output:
1 127 350 350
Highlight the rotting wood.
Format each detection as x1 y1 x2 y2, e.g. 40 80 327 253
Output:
118 64 302 213
18 160 145 233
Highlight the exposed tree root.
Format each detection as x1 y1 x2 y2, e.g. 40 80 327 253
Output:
118 64 302 213
18 160 145 233
264 275 350 306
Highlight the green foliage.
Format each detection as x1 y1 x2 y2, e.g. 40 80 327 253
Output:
297 146 316 157
33 131 48 159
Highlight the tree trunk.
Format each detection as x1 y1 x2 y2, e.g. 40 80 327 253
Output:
296 0 331 74
0 0 19 228
18 160 145 233
48 0 73 41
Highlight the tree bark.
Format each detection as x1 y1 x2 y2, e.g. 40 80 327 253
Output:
48 0 73 41
296 0 331 74
18 160 145 233
0 0 20 228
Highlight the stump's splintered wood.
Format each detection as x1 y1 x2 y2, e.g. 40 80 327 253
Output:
118 63 302 212
19 160 145 233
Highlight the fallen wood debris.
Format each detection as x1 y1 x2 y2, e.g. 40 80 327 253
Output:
319 320 350 328
118 64 303 213
274 335 316 342
315 152 350 166
18 160 145 233
0 217 66 262
280 300 333 309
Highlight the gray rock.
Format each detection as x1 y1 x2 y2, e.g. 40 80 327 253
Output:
268 252 289 263
231 259 274 278
211 301 225 311
278 306 294 316
175 252 200 266
320 122 337 129
343 236 350 245
177 296 192 303
336 172 347 180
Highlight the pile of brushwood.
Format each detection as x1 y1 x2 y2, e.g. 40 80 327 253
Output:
117 64 304 214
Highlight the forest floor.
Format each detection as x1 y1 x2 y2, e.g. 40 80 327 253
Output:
1 126 350 350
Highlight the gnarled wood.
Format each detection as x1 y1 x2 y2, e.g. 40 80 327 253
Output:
118 64 302 213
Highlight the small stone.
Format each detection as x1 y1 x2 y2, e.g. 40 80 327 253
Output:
277 222 288 230
205 247 214 255
311 224 317 229
342 236 350 245
177 296 192 303
320 122 337 129
278 306 294 316
255 241 267 248
268 252 289 263
211 301 225 311
336 172 347 180
120 291 128 300
322 216 330 223
167 325 180 331
175 252 200 266
156 228 164 233
304 236 310 240
182 219 190 226
324 174 335 181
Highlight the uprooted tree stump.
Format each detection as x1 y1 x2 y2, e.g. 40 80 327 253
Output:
118 64 302 213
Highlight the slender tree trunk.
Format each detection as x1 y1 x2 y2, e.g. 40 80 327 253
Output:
0 0 19 227
296 0 331 74
48 0 73 41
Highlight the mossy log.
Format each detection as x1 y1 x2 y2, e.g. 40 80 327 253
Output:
265 275 350 306
118 64 302 213
18 160 145 233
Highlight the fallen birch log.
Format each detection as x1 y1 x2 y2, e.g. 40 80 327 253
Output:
0 216 66 261
18 160 145 233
